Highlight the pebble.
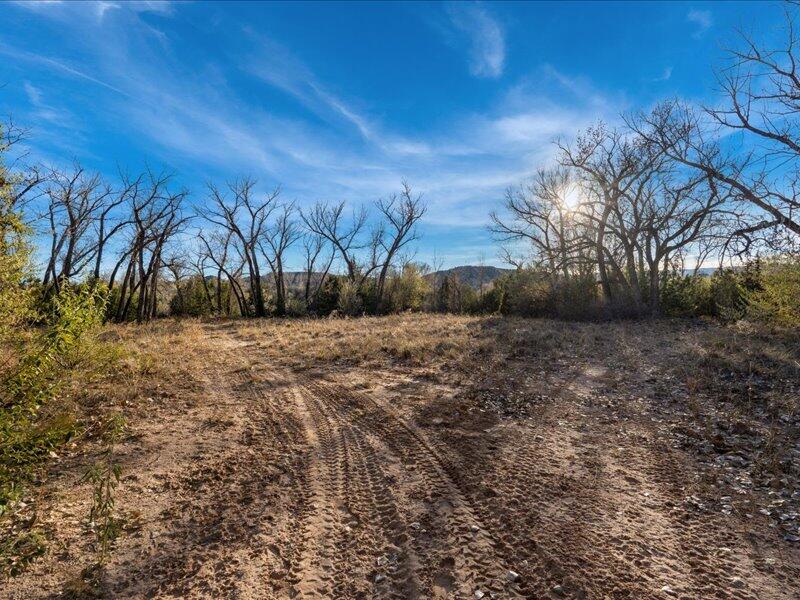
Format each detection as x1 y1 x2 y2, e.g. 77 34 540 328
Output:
551 584 565 596
506 570 520 582
730 577 745 589
474 590 485 599
375 574 386 584
470 524 480 533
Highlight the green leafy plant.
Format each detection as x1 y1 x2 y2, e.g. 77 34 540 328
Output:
81 414 125 561
1 283 111 575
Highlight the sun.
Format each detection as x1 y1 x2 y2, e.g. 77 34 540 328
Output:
562 184 582 211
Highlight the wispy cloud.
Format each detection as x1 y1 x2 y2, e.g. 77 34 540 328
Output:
247 37 376 141
0 42 127 96
23 81 43 105
651 66 673 82
94 1 120 20
11 0 64 10
687 9 712 39
4 2 617 255
447 3 505 79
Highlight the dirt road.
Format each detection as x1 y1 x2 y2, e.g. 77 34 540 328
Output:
5 322 799 599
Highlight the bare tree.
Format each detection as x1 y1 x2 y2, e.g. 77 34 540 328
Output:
491 167 592 277
301 201 369 283
92 172 137 280
301 232 334 309
200 178 279 317
197 229 247 316
374 182 427 313
41 164 112 292
557 125 664 305
628 9 800 255
113 171 188 323
495 120 730 313
1 119 43 213
164 253 191 314
259 202 300 316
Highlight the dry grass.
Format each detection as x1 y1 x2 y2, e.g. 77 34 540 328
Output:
231 313 481 369
35 316 800 520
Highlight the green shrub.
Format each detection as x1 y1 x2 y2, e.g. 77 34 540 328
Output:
707 268 748 321
747 256 800 327
337 279 365 316
467 283 504 314
0 133 33 347
497 270 550 317
1 283 109 515
311 275 340 315
170 276 214 317
551 274 602 320
661 274 713 317
385 264 430 312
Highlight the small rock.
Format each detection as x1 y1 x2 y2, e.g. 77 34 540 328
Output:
474 590 485 599
784 534 800 543
375 573 386 583
376 556 388 567
470 525 480 533
551 584 564 596
660 585 674 595
729 577 745 589
506 570 520 582
410 522 421 530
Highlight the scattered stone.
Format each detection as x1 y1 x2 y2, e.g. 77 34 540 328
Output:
410 522 421 530
376 556 388 567
660 584 675 595
551 584 565 596
506 570 520 583
375 574 386 584
784 534 800 543
474 590 485 599
470 524 480 533
729 577 745 589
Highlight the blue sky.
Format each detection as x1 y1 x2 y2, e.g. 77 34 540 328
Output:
0 0 779 269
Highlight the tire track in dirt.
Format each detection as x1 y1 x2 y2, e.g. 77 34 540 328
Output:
417 366 781 599
93 345 313 600
277 376 419 599
300 379 525 598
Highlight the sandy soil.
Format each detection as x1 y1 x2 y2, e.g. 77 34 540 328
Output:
3 318 799 599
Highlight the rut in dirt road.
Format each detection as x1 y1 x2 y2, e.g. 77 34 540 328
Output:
270 367 525 599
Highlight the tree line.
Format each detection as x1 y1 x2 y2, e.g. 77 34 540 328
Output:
3 141 429 322
491 9 800 319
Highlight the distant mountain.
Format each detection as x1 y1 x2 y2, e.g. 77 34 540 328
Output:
426 265 511 290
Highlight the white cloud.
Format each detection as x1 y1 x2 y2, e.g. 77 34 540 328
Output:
687 9 712 39
447 3 505 79
95 1 121 20
0 43 127 95
7 8 617 242
11 0 64 9
23 81 43 105
652 66 673 82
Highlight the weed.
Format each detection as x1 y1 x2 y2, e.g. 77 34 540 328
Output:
81 414 125 561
